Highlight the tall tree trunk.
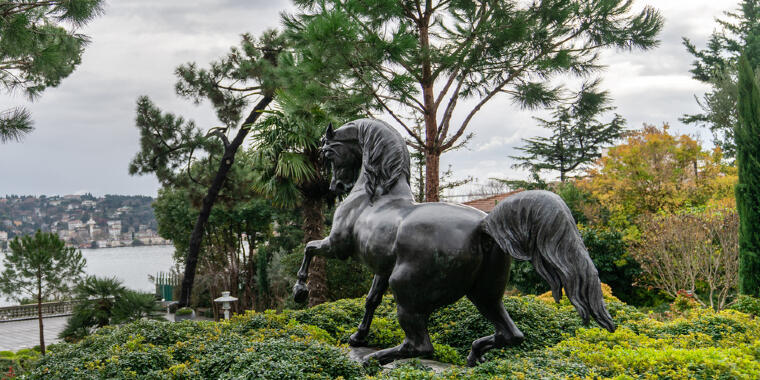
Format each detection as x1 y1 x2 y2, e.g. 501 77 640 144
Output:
302 196 328 306
179 95 273 307
419 16 440 202
36 276 45 355
424 151 440 202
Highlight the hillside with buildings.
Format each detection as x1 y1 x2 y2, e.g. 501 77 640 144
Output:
0 194 168 250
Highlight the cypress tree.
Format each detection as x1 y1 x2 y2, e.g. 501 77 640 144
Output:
736 55 760 297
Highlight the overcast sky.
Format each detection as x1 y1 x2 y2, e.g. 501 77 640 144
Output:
0 0 739 197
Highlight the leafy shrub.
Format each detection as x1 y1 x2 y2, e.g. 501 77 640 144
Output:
730 295 760 316
0 348 41 378
175 307 193 316
25 317 363 379
21 291 760 379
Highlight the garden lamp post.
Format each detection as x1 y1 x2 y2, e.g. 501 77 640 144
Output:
214 291 238 320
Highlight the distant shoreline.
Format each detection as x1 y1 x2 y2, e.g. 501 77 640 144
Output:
80 243 174 251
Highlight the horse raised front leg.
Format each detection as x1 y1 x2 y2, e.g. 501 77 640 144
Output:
293 238 329 304
349 275 389 347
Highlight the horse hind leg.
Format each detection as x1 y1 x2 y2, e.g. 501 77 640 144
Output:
349 275 389 347
363 305 433 365
466 297 525 367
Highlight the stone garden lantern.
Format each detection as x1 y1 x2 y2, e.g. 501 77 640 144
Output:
214 291 238 321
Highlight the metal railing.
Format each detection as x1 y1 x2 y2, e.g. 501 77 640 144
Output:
0 300 75 322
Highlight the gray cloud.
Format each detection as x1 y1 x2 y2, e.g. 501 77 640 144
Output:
0 0 740 197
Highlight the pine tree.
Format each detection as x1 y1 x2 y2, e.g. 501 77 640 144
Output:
0 231 86 354
0 0 105 142
284 0 662 201
736 55 760 297
682 0 760 158
129 32 281 307
511 83 625 182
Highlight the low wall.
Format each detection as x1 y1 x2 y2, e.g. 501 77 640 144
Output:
0 301 75 322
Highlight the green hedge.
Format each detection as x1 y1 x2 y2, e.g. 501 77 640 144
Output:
22 293 760 379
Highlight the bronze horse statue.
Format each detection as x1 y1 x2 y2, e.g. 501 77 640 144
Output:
292 119 615 366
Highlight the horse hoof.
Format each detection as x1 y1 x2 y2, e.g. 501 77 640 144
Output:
466 352 485 367
293 283 309 304
348 333 367 347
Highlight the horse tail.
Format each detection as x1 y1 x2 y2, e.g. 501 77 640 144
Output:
481 190 615 332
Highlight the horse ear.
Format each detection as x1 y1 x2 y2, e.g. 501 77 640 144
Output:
325 123 334 140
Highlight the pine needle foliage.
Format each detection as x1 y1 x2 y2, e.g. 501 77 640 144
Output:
0 0 104 143
0 107 33 142
735 55 760 297
511 82 625 182
283 0 663 200
0 231 86 354
682 0 760 158
129 31 283 307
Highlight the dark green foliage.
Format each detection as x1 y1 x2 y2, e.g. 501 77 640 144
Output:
22 293 662 379
129 32 282 307
730 295 760 316
285 0 662 200
511 83 626 182
736 55 760 297
0 348 41 378
0 107 33 143
27 319 365 380
60 276 164 341
0 0 104 143
581 227 643 305
0 231 86 354
429 296 591 359
151 184 288 311
20 295 760 379
507 222 643 305
682 0 760 158
0 231 85 304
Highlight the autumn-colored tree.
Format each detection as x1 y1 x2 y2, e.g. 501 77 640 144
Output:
580 124 737 238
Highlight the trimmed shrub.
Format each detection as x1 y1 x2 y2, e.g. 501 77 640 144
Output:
730 295 760 316
21 292 760 379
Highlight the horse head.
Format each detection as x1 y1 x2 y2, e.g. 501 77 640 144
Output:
321 123 362 195
321 119 411 202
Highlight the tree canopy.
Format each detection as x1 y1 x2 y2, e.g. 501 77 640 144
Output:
0 231 86 354
284 0 662 200
130 31 282 307
0 0 105 142
580 124 737 239
736 55 760 297
682 0 760 158
511 82 625 182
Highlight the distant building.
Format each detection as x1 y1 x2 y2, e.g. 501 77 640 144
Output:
81 200 97 208
86 218 97 238
68 220 83 230
107 220 122 239
462 190 523 213
0 231 7 241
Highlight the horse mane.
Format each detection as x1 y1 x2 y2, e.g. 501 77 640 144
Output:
335 119 411 202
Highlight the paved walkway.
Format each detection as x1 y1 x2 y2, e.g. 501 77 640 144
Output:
0 313 211 352
0 316 69 351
